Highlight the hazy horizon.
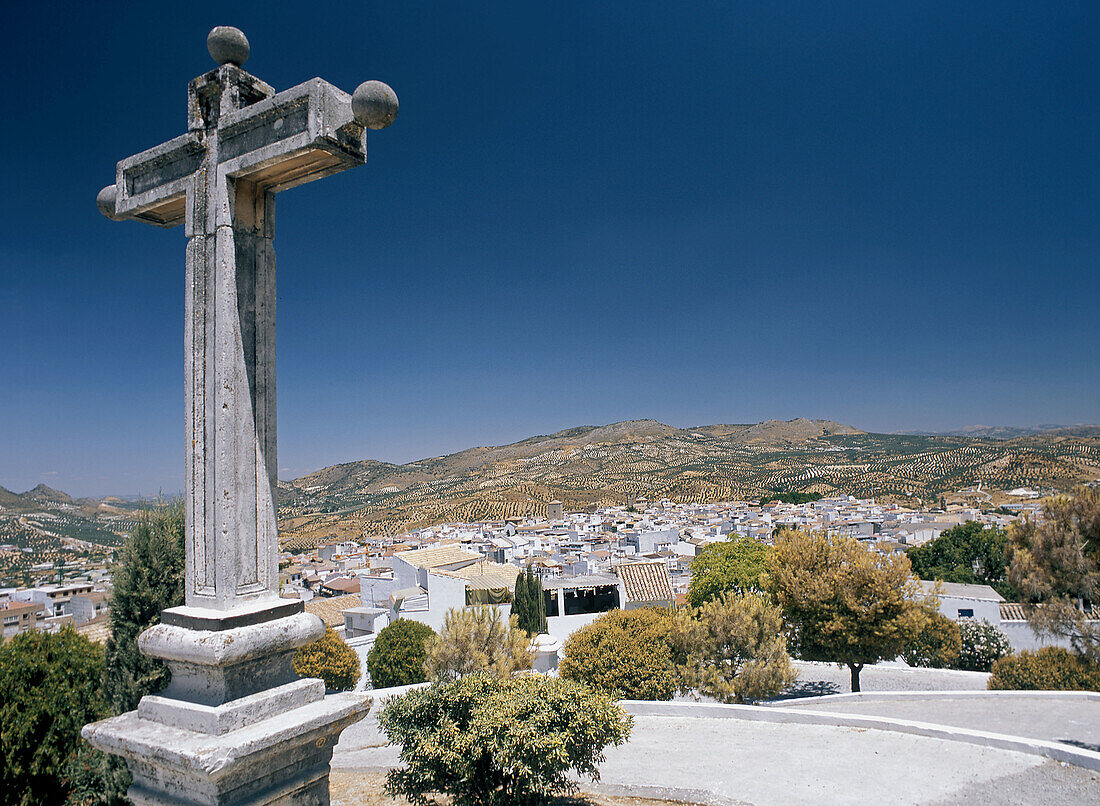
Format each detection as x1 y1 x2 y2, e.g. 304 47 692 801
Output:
4 416 1097 499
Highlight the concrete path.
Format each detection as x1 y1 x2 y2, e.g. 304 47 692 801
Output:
333 708 1100 805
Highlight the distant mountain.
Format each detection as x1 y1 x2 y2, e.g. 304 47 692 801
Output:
903 424 1100 440
276 418 1100 548
24 483 75 505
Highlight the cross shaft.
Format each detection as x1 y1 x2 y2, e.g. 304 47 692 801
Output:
97 34 397 616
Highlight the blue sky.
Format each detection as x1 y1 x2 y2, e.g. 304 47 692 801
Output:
2 1 1097 497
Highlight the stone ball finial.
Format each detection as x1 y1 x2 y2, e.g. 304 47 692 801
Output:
352 81 399 130
207 26 250 66
96 184 125 221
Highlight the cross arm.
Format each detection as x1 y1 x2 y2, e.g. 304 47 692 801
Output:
215 78 368 194
109 132 206 228
96 63 397 228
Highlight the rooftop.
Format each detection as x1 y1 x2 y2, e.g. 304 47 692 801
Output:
919 580 1004 601
305 593 362 627
393 545 480 569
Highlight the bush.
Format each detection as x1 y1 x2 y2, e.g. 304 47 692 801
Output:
672 591 796 703
293 626 361 691
559 608 676 700
988 647 1100 691
379 674 632 806
424 606 532 682
0 628 107 806
953 620 1012 672
903 612 962 669
367 619 436 689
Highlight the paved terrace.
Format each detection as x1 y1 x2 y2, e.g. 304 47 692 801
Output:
333 682 1100 805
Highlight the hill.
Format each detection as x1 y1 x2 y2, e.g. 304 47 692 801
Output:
0 485 142 586
276 418 1100 548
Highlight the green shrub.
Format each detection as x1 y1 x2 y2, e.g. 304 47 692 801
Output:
988 647 1100 691
672 591 796 703
0 628 107 806
367 619 436 689
903 612 963 669
953 620 1012 672
424 606 532 682
559 608 676 700
379 674 632 806
293 626 361 691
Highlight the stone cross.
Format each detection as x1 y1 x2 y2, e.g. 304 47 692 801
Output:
85 28 396 805
97 26 396 622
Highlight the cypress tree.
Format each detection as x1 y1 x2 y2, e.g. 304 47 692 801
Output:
104 503 185 712
531 568 548 635
513 568 531 634
101 503 186 801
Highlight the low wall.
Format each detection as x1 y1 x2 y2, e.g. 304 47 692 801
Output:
546 611 603 644
765 689 1100 706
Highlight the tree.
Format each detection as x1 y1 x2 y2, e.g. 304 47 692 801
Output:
367 619 436 689
0 628 108 806
687 535 769 607
902 611 962 669
379 674 632 806
766 529 935 692
1007 487 1100 661
100 503 185 803
424 606 532 682
559 608 677 700
513 571 530 629
293 626 361 690
906 521 1014 598
512 567 547 636
671 592 796 703
103 504 185 715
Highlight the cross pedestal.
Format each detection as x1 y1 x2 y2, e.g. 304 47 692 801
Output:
83 27 398 805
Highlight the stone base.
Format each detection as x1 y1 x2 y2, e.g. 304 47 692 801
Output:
83 606 371 804
139 609 324 706
84 690 369 805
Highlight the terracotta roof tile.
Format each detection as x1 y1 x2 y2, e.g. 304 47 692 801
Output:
614 560 674 605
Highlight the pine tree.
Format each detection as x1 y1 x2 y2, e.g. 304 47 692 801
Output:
424 606 533 681
767 529 936 692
